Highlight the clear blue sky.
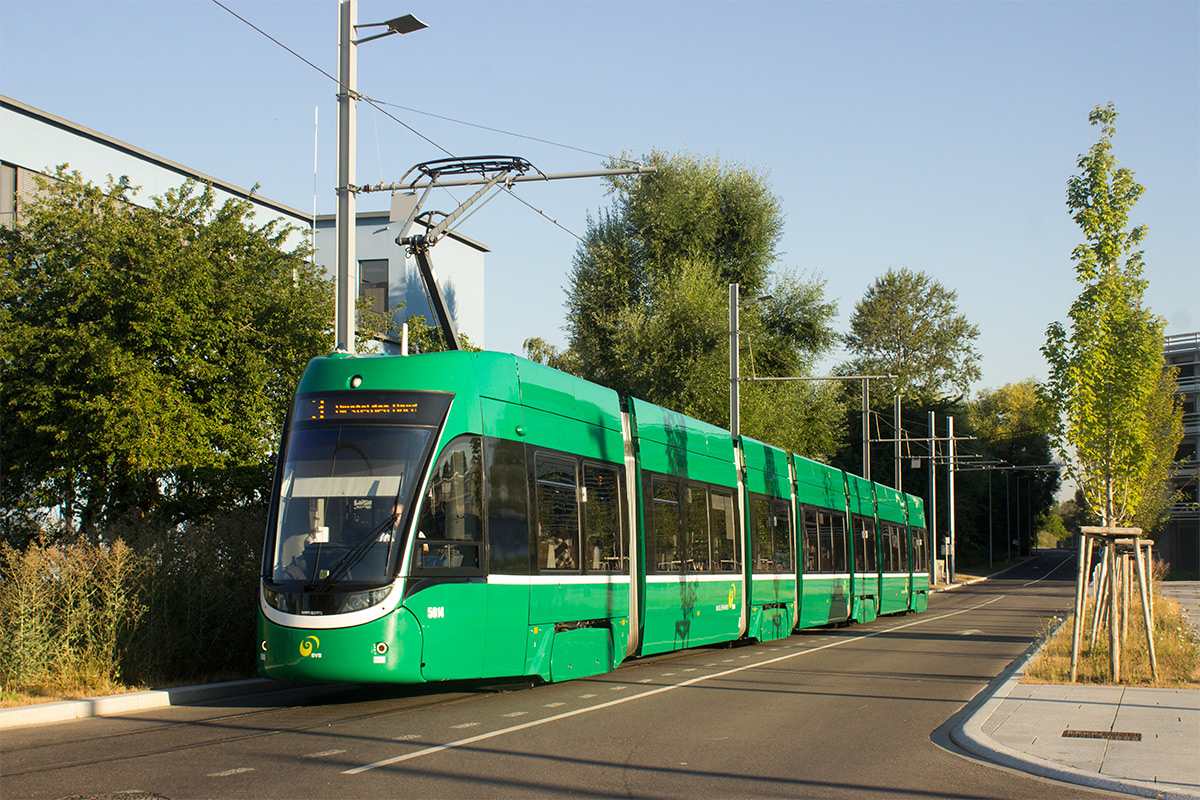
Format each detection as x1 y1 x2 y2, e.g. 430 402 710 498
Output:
2 0 1196 391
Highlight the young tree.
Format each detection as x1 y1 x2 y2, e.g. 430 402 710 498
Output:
560 151 844 459
0 169 333 541
843 267 981 403
1041 103 1183 528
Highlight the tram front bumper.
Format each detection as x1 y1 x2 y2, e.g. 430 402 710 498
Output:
258 606 425 683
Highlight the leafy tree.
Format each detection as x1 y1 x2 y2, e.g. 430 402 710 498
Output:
560 151 844 458
1041 103 1183 529
522 336 578 373
0 168 332 542
843 267 981 403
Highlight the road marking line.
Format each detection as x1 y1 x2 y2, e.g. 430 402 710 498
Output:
450 722 480 729
543 702 565 708
208 767 254 777
303 749 347 758
345 596 1002 775
1022 556 1073 587
502 711 528 717
578 693 597 698
392 733 420 740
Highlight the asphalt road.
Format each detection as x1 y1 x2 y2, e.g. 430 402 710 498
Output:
3 552 1123 800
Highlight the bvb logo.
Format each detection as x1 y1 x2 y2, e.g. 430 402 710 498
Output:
728 584 736 608
299 635 320 657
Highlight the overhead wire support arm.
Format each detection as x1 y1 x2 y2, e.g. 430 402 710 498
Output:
383 156 657 353
359 163 657 193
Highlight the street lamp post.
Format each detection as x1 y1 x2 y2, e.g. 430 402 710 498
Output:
336 0 426 353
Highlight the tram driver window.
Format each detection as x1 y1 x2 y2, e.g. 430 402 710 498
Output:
413 436 483 573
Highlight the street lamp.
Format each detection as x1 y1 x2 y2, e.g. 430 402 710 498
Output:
336 1 427 354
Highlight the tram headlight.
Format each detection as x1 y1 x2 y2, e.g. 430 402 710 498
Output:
263 585 288 613
341 586 393 613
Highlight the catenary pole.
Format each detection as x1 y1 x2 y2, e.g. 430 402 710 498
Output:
335 0 358 352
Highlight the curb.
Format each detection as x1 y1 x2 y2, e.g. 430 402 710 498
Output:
948 621 1200 800
0 678 320 731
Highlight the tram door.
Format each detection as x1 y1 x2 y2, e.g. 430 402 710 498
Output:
412 438 488 681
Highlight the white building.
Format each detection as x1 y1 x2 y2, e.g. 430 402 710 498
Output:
1 94 485 349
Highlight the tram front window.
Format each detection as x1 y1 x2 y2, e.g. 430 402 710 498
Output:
270 425 432 590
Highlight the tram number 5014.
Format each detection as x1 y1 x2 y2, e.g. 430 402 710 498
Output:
427 607 445 620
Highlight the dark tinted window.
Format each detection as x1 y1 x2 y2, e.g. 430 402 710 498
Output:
583 464 624 572
651 478 682 571
535 454 579 571
413 436 484 574
486 436 531 574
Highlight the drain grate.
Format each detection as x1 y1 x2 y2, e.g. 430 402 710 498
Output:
1062 729 1142 741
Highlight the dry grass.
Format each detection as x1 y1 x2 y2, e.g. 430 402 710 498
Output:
1024 592 1200 688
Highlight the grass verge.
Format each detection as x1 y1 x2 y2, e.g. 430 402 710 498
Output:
1024 591 1200 688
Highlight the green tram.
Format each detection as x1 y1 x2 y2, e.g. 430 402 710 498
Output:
258 350 930 684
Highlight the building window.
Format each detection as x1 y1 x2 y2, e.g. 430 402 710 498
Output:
360 259 389 314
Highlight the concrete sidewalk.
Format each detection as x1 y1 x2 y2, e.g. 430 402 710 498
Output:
950 581 1200 800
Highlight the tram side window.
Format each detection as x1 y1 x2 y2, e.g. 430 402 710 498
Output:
685 484 710 571
821 511 848 573
486 437 530 574
880 524 894 572
651 478 682 572
751 494 792 573
710 489 740 572
414 436 484 573
582 464 624 572
772 497 793 573
897 525 910 571
853 516 877 573
535 455 580 571
911 527 928 572
802 508 820 573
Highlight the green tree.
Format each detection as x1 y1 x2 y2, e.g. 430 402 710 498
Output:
843 267 981 403
561 151 844 458
1041 103 1184 529
0 169 332 542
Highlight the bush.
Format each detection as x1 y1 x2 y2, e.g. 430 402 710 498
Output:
0 538 144 695
0 508 266 697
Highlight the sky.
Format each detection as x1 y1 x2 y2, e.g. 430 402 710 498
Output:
2 0 1197 393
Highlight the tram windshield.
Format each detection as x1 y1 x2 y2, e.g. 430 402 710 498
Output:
269 423 433 589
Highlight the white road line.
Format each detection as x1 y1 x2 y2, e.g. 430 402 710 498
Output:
578 693 598 698
303 749 347 758
543 702 565 708
450 722 480 729
208 767 254 777
392 734 421 740
1022 555 1074 587
344 596 1003 775
502 711 528 717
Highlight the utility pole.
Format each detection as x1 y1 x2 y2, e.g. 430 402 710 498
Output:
335 2 427 353
947 414 957 583
335 0 358 353
929 411 938 584
730 283 740 439
894 394 901 493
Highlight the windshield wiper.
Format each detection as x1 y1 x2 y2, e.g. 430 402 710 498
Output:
310 511 399 593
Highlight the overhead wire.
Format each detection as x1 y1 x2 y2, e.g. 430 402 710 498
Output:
209 0 634 237
210 0 665 345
